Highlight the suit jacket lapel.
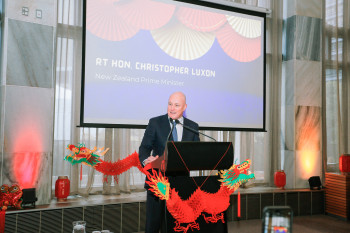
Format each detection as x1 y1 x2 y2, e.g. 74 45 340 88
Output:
162 114 172 141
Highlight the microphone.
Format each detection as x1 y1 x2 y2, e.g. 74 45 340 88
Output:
167 118 175 142
175 119 216 141
163 118 175 154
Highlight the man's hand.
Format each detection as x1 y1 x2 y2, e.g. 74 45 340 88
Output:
144 155 159 166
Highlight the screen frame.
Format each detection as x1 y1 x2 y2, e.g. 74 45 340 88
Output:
80 0 267 131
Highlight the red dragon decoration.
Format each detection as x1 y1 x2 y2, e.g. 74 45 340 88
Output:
0 184 23 233
65 144 145 182
65 144 255 233
146 159 255 233
0 184 23 211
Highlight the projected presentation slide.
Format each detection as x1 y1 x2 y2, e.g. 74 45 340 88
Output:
82 0 265 130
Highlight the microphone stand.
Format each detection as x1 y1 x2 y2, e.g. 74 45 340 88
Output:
162 118 175 233
175 119 216 141
167 118 175 142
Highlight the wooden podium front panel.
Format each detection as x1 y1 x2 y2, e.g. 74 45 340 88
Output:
325 173 350 219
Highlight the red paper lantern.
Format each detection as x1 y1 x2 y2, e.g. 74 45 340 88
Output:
274 170 286 189
339 154 350 173
55 176 70 201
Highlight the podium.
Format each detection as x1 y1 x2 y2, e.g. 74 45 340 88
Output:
160 141 234 233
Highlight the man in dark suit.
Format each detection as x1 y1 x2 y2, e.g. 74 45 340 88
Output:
139 92 200 233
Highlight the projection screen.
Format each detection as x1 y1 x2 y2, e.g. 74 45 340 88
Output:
81 0 266 131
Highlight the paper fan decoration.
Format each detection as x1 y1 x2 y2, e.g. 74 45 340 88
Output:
176 7 227 32
226 15 262 38
116 0 176 30
86 0 139 41
151 21 216 60
216 23 261 62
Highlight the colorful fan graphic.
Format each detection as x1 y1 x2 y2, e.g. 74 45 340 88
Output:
86 0 139 41
226 15 262 38
151 20 216 60
176 7 227 32
86 0 262 62
116 0 176 30
216 23 261 62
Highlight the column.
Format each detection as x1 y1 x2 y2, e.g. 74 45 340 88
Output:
0 0 57 204
282 0 322 188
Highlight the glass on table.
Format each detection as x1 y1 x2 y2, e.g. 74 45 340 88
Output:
72 220 86 233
